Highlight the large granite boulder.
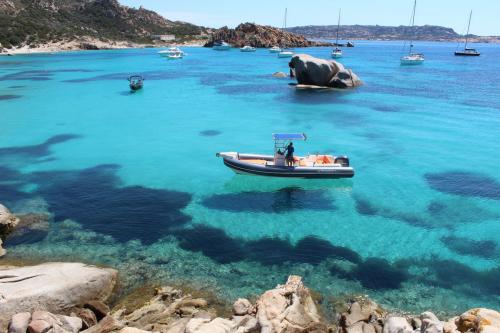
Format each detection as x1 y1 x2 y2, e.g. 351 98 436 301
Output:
0 263 117 329
256 275 327 333
289 54 362 89
456 309 500 333
0 204 20 237
383 317 413 333
420 312 443 333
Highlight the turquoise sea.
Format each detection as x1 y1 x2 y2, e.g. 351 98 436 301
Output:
1 41 499 315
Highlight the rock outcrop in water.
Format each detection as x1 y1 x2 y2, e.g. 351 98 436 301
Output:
204 23 332 48
289 54 362 89
4 272 500 333
0 204 20 257
0 263 117 328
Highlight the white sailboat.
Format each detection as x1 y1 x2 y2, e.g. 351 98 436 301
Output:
278 8 294 58
400 0 424 65
455 11 480 56
331 9 343 59
241 45 257 52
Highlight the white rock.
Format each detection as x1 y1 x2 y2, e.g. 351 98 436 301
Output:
383 317 413 333
185 317 236 333
0 263 117 329
233 298 252 316
119 327 151 333
8 312 31 333
256 275 326 333
421 312 443 333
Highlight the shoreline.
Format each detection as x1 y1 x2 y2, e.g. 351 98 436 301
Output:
2 37 498 57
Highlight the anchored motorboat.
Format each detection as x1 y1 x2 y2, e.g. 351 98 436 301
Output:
278 50 294 58
213 40 231 51
216 133 354 179
269 46 282 53
241 45 257 52
159 47 185 59
128 75 144 91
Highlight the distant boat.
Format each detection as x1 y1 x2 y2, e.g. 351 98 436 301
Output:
401 0 424 65
128 75 144 91
240 45 256 52
158 47 185 58
278 8 294 59
213 40 231 51
455 11 480 56
269 46 282 53
331 9 343 59
346 41 354 47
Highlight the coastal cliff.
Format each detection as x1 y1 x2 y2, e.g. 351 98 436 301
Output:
204 23 332 48
0 0 208 52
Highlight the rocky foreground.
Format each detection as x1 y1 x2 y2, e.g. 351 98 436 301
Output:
1 265 500 333
204 23 332 48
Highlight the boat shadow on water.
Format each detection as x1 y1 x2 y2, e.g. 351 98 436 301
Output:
222 175 353 193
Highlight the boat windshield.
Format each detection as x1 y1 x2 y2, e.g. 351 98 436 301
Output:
272 133 307 155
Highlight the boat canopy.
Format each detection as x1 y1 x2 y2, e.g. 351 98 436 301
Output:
272 133 307 141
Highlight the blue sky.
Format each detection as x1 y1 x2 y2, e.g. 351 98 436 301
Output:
120 0 499 36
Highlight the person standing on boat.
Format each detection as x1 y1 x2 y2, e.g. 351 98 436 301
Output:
285 142 295 166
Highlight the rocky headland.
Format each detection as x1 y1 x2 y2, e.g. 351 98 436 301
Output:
203 23 332 48
0 0 209 55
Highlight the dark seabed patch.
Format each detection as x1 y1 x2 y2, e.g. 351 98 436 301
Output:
0 69 95 82
64 70 184 83
278 88 349 105
353 195 430 228
398 258 500 296
441 236 497 259
174 226 360 266
371 104 400 113
199 130 222 137
8 85 25 89
426 199 498 226
0 134 80 159
425 171 500 200
0 94 22 101
32 164 192 244
217 83 283 95
332 257 409 290
201 187 336 213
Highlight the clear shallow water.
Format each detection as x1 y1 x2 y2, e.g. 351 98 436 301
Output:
1 41 500 315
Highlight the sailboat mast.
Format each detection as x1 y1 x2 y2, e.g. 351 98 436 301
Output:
335 9 341 46
409 0 417 54
465 10 472 49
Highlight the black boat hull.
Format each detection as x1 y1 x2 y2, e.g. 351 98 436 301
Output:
454 52 480 56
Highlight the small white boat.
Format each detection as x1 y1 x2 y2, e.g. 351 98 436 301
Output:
400 0 424 65
331 9 344 59
269 46 282 53
240 46 256 52
213 40 231 51
331 48 343 59
401 53 425 65
278 50 294 58
217 133 354 179
159 47 185 58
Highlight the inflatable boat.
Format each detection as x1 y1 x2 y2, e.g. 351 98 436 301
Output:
216 134 354 179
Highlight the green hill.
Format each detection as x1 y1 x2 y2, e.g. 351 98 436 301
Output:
0 0 207 49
